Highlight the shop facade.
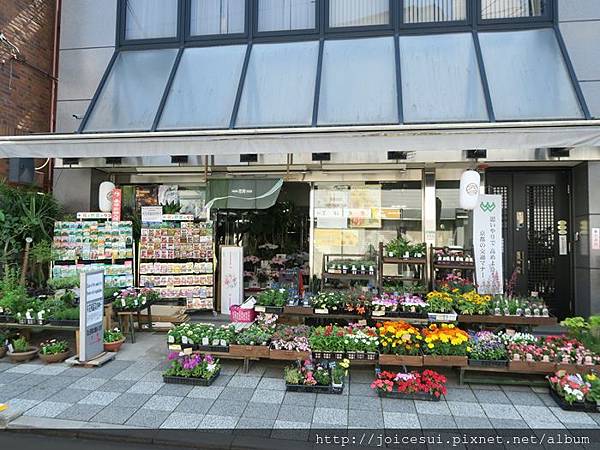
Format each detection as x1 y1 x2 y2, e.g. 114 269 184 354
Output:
2 0 600 317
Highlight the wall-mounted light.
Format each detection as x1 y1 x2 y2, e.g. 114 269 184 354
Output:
171 156 188 164
240 154 258 163
387 151 408 161
466 149 487 160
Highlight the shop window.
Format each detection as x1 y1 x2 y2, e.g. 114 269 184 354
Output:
125 0 179 40
158 45 247 130
403 0 467 24
481 0 547 20
190 0 246 36
317 37 398 125
236 41 319 128
329 0 390 28
312 182 423 277
258 0 316 32
479 29 583 120
400 33 488 123
435 181 472 249
84 49 178 132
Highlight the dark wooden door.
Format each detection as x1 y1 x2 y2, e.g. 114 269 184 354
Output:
486 170 572 319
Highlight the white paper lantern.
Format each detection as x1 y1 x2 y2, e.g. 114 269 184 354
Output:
459 170 481 210
99 181 116 212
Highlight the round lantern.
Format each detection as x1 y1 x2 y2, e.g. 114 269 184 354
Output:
99 181 116 212
459 170 481 210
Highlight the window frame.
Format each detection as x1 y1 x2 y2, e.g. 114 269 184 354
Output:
118 0 184 46
477 0 554 27
253 0 320 38
325 0 395 34
400 0 472 31
185 0 250 43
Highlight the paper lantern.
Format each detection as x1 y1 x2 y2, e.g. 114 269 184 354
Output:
459 170 481 210
99 181 116 212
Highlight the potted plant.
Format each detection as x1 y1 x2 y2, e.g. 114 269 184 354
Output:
7 336 38 363
229 324 272 358
284 359 343 395
269 324 311 360
468 331 508 368
38 339 70 363
371 369 447 401
425 291 457 322
103 328 126 352
377 321 423 366
0 331 7 358
547 370 597 412
331 359 349 393
163 352 221 386
421 323 469 367
254 288 288 314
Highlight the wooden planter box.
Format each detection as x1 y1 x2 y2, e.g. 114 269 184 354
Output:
378 354 423 367
228 344 270 358
555 363 600 375
508 360 557 374
549 388 597 412
254 306 284 314
269 349 310 361
423 355 467 367
468 359 508 368
163 369 220 386
378 391 440 402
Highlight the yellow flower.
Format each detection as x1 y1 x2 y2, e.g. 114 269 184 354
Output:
427 343 434 349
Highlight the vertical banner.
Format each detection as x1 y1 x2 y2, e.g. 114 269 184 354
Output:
220 246 244 315
473 195 504 295
79 270 104 362
111 188 122 222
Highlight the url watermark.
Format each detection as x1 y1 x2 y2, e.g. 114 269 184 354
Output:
314 432 592 447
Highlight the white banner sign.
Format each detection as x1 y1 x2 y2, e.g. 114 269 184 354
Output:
473 194 503 295
79 270 104 362
141 206 163 223
220 246 244 315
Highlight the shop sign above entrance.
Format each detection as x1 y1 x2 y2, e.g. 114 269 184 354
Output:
473 195 503 295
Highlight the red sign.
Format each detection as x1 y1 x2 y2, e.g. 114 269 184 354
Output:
111 188 122 222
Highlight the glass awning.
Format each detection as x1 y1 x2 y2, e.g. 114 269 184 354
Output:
80 28 586 133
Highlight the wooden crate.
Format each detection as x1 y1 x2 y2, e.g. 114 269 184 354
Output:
228 345 270 358
378 354 423 367
423 355 468 367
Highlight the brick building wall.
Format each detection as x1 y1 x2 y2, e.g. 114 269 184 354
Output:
0 0 57 185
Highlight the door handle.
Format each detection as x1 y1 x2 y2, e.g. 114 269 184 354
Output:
515 251 524 274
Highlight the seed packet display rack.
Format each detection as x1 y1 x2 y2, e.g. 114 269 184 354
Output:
138 216 214 312
51 213 135 288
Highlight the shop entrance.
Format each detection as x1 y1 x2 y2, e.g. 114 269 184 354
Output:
486 170 572 318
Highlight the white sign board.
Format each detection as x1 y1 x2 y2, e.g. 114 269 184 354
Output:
220 246 243 315
141 206 163 223
79 270 104 362
473 195 504 295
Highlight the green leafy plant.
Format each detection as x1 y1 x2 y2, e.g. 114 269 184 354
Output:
12 336 30 353
104 328 125 343
39 339 68 355
162 201 181 214
234 325 272 346
284 366 303 385
256 288 288 307
313 367 331 386
47 276 80 291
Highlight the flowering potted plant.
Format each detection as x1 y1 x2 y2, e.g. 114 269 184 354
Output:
312 292 346 314
467 331 508 367
421 323 469 367
7 336 38 363
343 324 378 360
455 291 492 315
376 321 423 367
547 370 596 412
309 325 345 360
103 328 126 352
370 369 447 401
113 287 158 312
269 324 311 360
163 352 221 386
331 359 350 392
229 324 272 358
544 336 600 373
38 339 70 364
284 359 344 394
585 373 600 407
425 291 457 321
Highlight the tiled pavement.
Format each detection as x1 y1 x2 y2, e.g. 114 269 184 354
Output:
1 333 599 433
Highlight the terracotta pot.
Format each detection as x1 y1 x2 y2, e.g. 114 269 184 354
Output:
8 347 39 363
0 347 6 358
104 338 126 352
39 350 70 364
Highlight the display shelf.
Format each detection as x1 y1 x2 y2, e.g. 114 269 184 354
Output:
378 242 427 291
457 314 557 327
430 246 476 290
138 221 214 313
382 257 427 265
322 272 377 281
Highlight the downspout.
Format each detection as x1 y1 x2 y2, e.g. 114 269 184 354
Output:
47 0 61 192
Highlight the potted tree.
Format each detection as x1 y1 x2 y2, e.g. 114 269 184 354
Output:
38 339 70 364
103 328 126 352
7 336 38 363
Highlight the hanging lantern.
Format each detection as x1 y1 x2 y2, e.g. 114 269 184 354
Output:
459 170 481 210
99 181 116 212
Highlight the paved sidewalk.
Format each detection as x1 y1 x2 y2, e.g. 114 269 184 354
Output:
1 332 599 435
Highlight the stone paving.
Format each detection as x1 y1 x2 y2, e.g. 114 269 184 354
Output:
1 332 600 433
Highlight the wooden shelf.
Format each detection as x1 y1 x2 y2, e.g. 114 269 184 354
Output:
457 314 557 326
382 257 427 265
433 263 475 270
322 272 376 281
